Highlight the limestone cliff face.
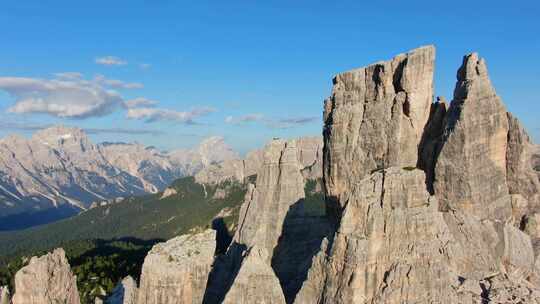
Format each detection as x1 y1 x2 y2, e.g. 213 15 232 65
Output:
137 229 216 304
204 138 330 304
222 246 286 304
234 139 306 256
11 248 80 304
433 53 512 221
294 47 540 304
214 139 306 304
322 46 434 216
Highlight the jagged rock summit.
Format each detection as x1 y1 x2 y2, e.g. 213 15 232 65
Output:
11 248 80 304
295 46 540 303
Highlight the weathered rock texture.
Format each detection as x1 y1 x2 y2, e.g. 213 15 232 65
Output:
137 229 216 304
0 286 9 304
433 53 513 220
11 248 80 304
322 46 434 216
195 136 322 185
105 276 138 304
203 138 330 304
294 47 540 304
234 139 306 255
222 246 286 304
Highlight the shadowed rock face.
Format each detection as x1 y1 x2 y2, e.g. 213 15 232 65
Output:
137 230 216 304
233 139 306 257
203 139 330 304
105 276 137 304
12 248 80 304
322 46 435 217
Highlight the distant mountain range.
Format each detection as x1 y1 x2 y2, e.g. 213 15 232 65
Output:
0 125 238 227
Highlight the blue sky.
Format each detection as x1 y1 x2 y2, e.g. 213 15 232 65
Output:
0 0 538 154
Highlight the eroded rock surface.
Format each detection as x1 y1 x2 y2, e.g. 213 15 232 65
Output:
137 230 216 304
295 47 540 304
11 248 80 304
222 247 286 304
195 137 322 185
433 53 512 221
204 138 329 304
322 46 435 215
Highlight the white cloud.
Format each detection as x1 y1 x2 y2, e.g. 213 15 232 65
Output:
54 72 83 80
127 107 216 124
95 56 127 66
0 77 124 119
225 113 319 129
124 97 159 108
224 113 265 124
94 74 143 89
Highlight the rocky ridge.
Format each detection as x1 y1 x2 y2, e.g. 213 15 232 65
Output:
0 128 237 221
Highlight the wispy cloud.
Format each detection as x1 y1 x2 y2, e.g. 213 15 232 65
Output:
224 113 265 124
94 74 143 89
127 107 216 124
0 77 124 119
0 121 165 136
54 72 83 80
0 73 148 119
225 113 319 129
95 56 127 66
271 116 320 129
139 63 152 70
124 97 158 108
84 127 164 136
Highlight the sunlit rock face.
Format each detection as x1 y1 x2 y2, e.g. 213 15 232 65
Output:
137 229 216 304
294 47 540 304
322 46 435 217
11 248 81 304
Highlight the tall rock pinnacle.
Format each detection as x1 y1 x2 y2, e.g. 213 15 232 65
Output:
323 45 435 216
433 53 512 220
295 46 540 304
